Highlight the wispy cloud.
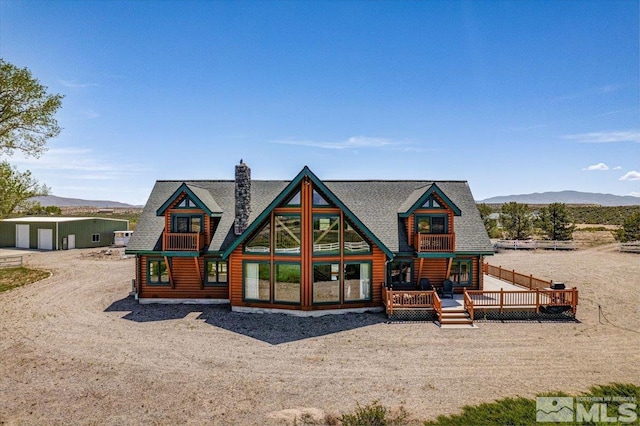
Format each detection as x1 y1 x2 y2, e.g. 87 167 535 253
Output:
596 84 622 93
598 108 636 117
582 163 609 171
562 130 640 144
78 109 100 119
271 136 413 151
11 147 151 178
619 171 640 181
58 80 98 89
629 192 640 197
613 166 622 170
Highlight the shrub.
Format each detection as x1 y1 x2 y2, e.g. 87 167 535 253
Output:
339 401 407 426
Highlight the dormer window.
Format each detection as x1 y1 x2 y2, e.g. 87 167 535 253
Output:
416 215 447 234
173 215 202 233
422 195 444 209
177 197 196 208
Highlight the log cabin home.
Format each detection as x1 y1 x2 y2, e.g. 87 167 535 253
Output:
126 161 494 315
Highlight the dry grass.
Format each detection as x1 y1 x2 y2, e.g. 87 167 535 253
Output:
0 246 638 425
0 267 50 293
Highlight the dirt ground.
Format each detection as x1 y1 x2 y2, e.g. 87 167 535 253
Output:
1 245 638 425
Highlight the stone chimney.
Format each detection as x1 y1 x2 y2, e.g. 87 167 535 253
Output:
234 160 251 235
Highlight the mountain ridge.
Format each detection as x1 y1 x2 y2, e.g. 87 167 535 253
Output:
479 190 640 206
29 195 140 208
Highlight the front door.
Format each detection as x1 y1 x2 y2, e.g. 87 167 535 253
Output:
68 234 76 249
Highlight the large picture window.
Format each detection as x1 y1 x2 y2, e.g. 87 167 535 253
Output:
148 258 170 286
450 259 472 286
245 222 271 253
313 215 340 255
344 220 370 254
205 260 227 286
274 215 301 254
313 263 340 304
274 263 301 304
344 262 371 302
243 262 270 301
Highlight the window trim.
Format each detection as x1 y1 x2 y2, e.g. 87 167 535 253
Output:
147 257 171 286
343 219 371 255
204 259 228 287
450 258 473 287
415 214 448 234
312 262 341 305
243 221 272 254
171 213 204 233
273 261 301 305
242 260 271 303
273 213 302 256
343 261 373 303
312 213 341 256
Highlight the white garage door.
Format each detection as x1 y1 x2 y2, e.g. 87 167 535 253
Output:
38 228 53 250
16 225 30 248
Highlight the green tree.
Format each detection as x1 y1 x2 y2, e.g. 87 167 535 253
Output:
0 161 49 219
536 203 576 241
0 59 63 157
0 59 62 219
499 202 532 240
477 203 498 237
614 211 640 242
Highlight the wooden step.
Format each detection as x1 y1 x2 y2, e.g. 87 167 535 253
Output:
439 309 474 326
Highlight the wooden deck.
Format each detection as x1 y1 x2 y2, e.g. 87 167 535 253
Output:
382 264 578 325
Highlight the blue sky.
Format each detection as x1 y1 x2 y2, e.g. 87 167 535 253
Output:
1 0 638 205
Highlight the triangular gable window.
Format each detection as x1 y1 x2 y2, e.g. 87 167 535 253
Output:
344 220 371 254
313 189 331 207
176 195 196 208
422 195 444 209
282 190 301 207
245 221 271 254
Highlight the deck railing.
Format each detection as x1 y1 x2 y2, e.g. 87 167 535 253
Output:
164 232 202 251
463 290 474 321
414 233 455 252
483 263 552 290
382 283 437 316
466 288 578 314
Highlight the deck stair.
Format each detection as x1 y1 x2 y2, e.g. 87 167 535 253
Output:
438 307 475 328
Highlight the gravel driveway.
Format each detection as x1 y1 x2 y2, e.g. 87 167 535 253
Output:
0 246 638 424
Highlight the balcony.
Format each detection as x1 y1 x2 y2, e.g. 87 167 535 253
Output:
163 232 204 251
414 233 455 252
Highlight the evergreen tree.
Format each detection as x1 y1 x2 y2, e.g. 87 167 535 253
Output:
499 202 532 240
537 203 576 241
615 211 640 242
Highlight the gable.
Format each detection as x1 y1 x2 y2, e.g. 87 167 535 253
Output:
156 183 223 217
398 183 461 217
221 167 393 259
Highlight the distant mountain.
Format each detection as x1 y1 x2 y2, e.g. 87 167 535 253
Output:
479 191 640 206
29 195 138 208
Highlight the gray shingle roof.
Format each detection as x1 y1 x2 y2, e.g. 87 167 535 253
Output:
126 178 493 255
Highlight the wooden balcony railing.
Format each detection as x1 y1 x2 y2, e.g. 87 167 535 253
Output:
414 233 455 252
163 232 203 251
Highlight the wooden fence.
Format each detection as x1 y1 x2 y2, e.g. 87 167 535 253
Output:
0 255 23 268
494 240 577 250
619 241 640 253
482 263 553 290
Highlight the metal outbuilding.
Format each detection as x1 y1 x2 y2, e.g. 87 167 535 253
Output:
0 217 129 250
